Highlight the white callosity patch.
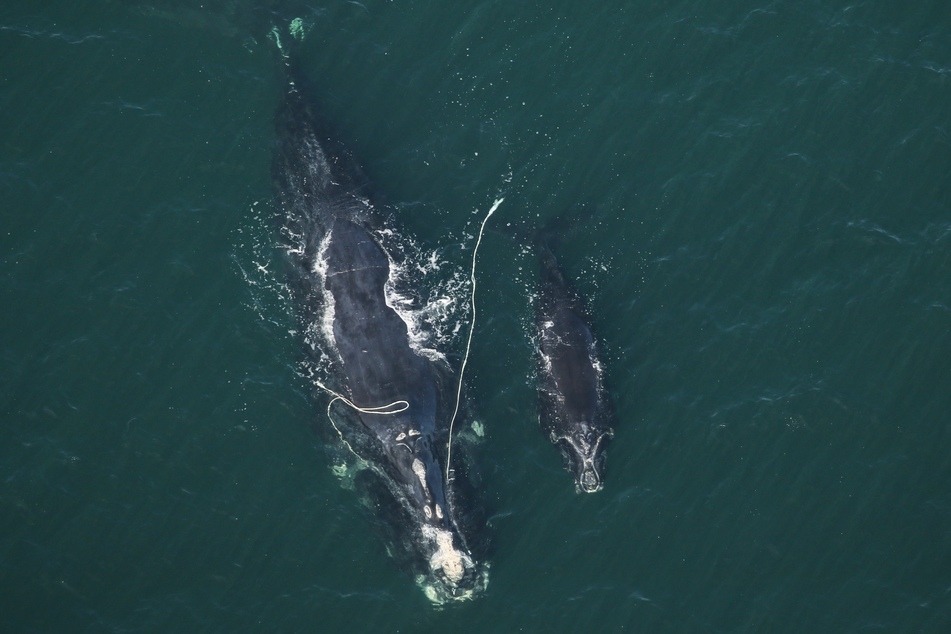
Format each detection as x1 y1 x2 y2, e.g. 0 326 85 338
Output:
416 521 490 603
554 423 609 459
394 428 420 451
412 458 429 495
428 527 470 584
552 424 613 492
413 456 443 521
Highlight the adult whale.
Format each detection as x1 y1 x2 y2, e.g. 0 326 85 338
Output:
271 56 488 603
534 242 615 493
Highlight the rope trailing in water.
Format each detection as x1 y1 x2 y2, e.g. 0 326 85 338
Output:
445 197 504 482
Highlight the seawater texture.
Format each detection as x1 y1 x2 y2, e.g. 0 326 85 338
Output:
2 0 951 632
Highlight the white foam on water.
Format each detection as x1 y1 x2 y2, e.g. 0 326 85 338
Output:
233 200 296 330
374 226 472 363
311 230 339 360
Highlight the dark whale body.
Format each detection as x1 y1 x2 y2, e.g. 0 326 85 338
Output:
535 244 615 493
272 64 487 603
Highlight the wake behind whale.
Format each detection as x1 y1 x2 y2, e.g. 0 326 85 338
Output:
271 43 488 603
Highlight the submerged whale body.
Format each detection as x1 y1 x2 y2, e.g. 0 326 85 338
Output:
272 63 487 603
534 243 615 493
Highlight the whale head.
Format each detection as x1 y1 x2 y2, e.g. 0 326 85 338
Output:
417 524 488 604
552 423 614 493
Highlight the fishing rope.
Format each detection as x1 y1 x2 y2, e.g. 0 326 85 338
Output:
311 375 409 461
445 197 504 483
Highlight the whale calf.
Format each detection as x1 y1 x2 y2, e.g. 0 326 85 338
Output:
534 243 615 493
272 60 487 603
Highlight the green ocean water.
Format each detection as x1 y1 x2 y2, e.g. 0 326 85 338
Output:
2 1 951 631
